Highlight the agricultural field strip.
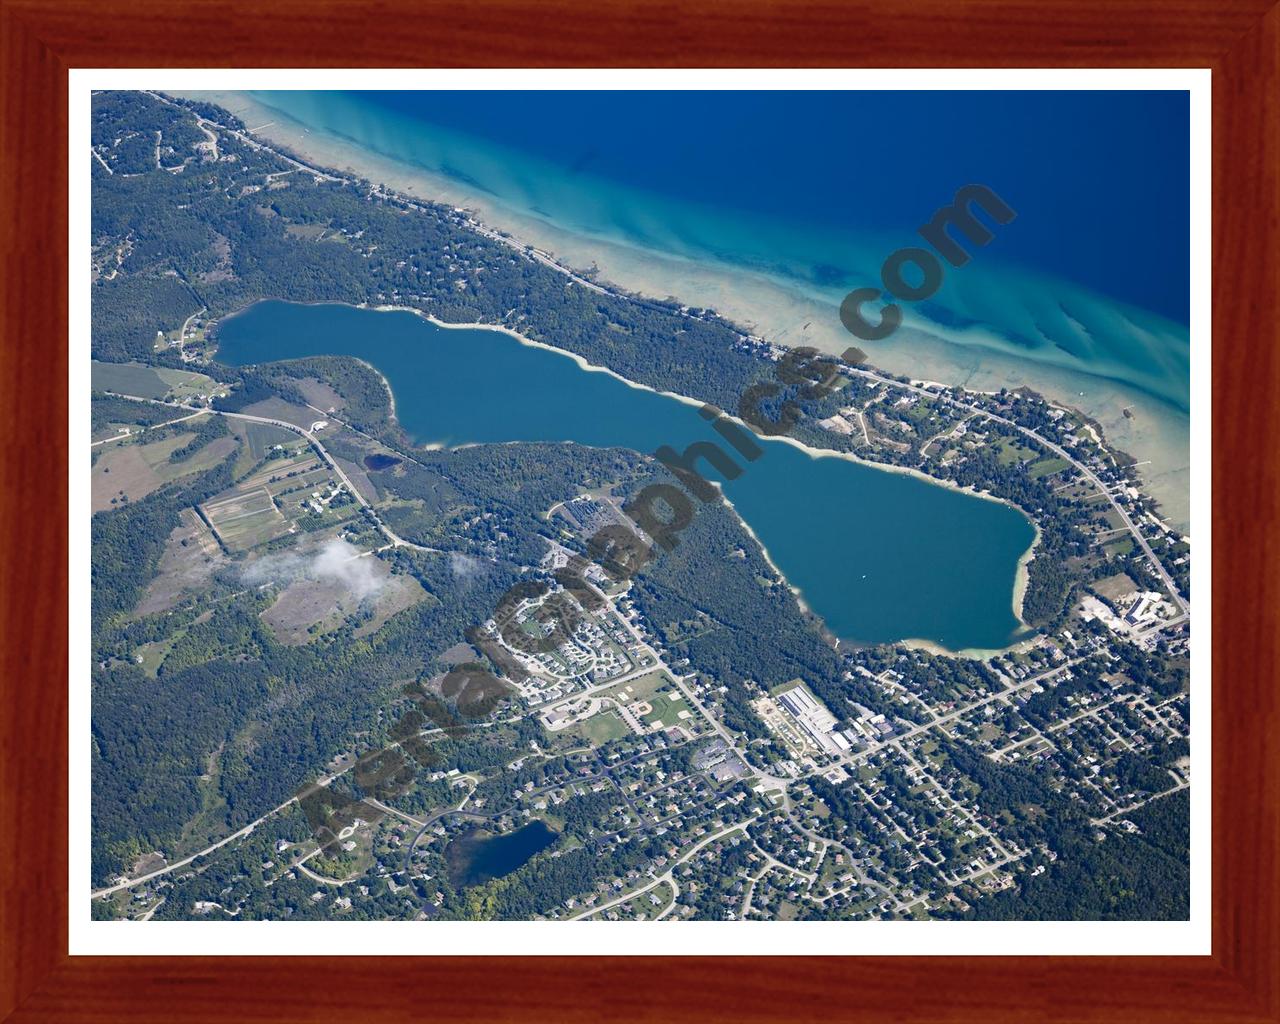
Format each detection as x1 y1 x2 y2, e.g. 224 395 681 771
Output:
202 489 280 524
99 393 447 569
91 408 207 447
99 388 1189 913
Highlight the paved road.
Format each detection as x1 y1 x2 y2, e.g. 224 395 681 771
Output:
146 92 343 184
97 101 1191 921
1091 779 1190 825
366 797 427 829
294 848 359 887
176 305 207 360
568 816 760 921
90 769 347 898
146 89 1185 616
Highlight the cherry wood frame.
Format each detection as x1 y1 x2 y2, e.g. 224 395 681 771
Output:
2 1 1276 1020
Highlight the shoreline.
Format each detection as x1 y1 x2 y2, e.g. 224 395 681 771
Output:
1012 521 1041 622
720 489 814 616
178 88 1190 534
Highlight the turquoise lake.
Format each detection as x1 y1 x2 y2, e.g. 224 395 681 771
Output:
216 300 1037 651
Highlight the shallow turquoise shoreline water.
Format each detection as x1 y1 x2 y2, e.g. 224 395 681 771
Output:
248 89 1191 415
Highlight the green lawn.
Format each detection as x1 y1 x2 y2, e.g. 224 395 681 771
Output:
577 711 631 745
239 420 297 461
92 360 170 399
92 360 225 401
154 366 223 398
995 437 1036 466
1028 456 1069 479
599 670 670 705
1104 536 1136 558
133 635 179 677
641 691 693 729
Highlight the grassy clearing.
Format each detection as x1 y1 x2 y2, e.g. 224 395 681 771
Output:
576 710 630 745
256 549 426 646
235 420 298 461
294 378 345 413
284 222 329 240
135 510 225 617
1027 456 1069 479
641 692 693 729
239 397 318 430
994 437 1037 467
92 361 170 399
260 577 351 645
154 366 227 400
1092 572 1138 605
1103 536 1136 558
92 360 224 401
133 635 180 676
353 575 429 639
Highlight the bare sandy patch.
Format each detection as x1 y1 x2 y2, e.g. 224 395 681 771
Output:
135 508 227 617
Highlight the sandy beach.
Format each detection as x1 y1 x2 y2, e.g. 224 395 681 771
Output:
178 89 1190 534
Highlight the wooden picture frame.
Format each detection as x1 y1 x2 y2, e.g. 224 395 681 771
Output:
2 1 1275 1019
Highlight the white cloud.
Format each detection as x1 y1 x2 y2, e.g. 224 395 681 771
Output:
449 551 484 582
243 538 385 601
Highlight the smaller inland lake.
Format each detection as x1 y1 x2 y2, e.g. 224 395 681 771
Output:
445 820 560 887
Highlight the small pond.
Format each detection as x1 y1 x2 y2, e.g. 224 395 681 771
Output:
444 820 559 888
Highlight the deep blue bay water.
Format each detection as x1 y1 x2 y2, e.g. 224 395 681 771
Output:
217 301 1036 651
248 89 1191 412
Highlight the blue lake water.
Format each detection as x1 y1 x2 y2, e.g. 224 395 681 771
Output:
217 300 1036 651
445 820 559 888
247 89 1191 412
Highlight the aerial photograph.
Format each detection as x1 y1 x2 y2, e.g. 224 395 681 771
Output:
88 87 1193 926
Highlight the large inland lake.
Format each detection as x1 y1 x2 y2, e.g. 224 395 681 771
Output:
216 300 1036 651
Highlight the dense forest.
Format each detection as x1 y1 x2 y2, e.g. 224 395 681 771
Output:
89 369 652 884
90 355 603 882
92 524 525 882
91 458 234 625
91 393 190 433
968 790 1190 920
